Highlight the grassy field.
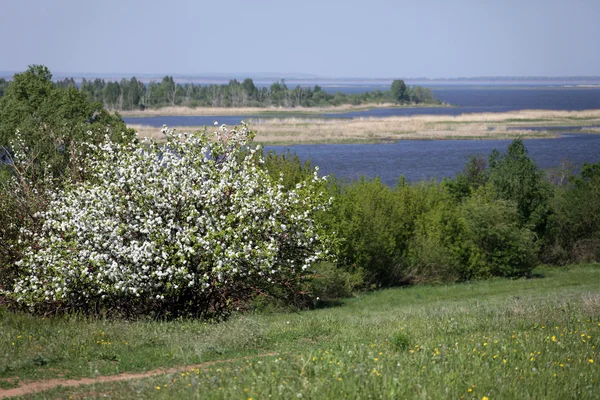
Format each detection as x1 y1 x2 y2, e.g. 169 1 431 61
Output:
129 109 600 144
1 264 599 399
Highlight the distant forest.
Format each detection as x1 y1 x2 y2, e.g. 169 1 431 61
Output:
0 76 440 110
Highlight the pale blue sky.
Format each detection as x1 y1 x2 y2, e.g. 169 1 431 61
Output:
1 0 599 78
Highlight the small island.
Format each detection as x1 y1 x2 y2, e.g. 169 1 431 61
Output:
57 76 444 115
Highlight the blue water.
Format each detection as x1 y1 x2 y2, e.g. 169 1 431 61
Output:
121 87 600 183
123 87 600 127
265 134 600 185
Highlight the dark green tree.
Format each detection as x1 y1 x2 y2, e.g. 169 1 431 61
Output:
391 79 408 103
487 139 552 234
545 161 600 263
0 78 8 97
0 65 133 179
102 81 120 109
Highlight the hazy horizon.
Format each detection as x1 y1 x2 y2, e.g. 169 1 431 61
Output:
2 71 600 82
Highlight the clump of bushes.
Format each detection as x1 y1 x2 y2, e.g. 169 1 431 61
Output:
544 162 600 264
0 66 134 292
3 124 334 318
327 178 538 287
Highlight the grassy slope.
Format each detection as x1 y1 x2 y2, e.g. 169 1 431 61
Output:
1 264 599 399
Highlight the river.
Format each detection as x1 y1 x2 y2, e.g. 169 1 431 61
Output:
121 87 600 183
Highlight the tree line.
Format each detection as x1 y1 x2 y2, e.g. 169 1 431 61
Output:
1 72 439 110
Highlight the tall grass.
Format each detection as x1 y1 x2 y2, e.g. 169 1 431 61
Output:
128 109 600 144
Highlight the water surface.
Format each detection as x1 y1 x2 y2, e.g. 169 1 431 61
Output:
123 87 600 127
265 134 600 185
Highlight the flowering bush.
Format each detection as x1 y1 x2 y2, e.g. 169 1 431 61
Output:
5 123 333 317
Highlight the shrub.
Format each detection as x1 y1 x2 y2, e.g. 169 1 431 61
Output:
4 123 334 318
487 139 552 234
460 188 538 278
407 191 465 283
545 162 600 264
406 185 537 281
306 261 364 303
326 177 407 287
263 150 315 191
0 66 134 293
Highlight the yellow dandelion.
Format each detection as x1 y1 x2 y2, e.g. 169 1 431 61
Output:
156 386 161 390
589 359 594 364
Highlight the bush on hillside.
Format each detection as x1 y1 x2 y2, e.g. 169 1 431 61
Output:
0 66 134 293
406 189 466 283
325 177 409 287
4 123 334 318
545 161 600 264
460 188 538 277
487 139 552 234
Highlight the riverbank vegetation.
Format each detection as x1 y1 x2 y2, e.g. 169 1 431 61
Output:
130 109 600 144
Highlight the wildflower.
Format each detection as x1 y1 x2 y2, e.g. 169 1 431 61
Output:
589 359 594 364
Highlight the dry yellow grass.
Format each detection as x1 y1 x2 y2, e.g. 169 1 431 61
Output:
128 109 600 144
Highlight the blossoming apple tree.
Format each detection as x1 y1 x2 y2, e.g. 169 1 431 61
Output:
6 123 333 317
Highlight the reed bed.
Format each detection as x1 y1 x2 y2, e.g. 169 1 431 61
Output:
128 109 600 144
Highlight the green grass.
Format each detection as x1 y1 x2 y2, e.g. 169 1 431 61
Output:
2 264 599 399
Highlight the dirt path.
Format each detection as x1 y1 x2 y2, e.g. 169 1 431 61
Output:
0 352 276 399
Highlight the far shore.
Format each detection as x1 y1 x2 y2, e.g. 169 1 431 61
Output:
128 109 600 145
119 103 450 117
